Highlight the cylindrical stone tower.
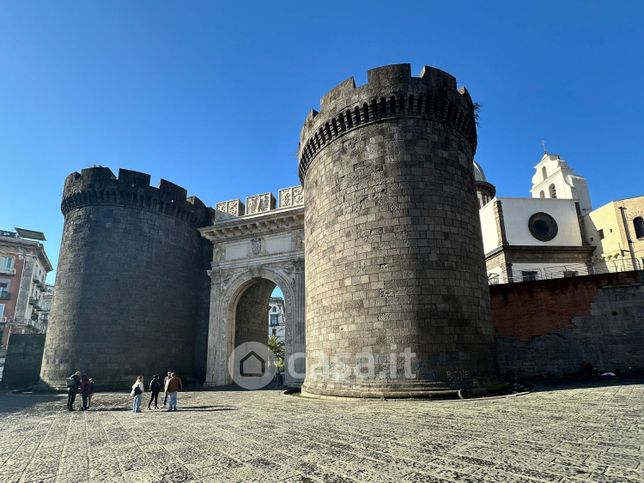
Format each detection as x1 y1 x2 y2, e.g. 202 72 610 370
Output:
299 64 499 398
40 167 212 390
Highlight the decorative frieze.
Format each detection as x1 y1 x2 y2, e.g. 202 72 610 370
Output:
279 186 304 208
246 193 275 215
215 199 245 220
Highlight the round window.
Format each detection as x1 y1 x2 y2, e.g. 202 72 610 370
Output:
528 212 558 241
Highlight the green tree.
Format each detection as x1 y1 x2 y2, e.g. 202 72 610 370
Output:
267 335 285 369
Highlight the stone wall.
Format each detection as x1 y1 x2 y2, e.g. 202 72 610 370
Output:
2 334 45 389
492 270 644 377
40 168 212 390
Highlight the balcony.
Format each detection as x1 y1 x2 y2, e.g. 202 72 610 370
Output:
29 296 38 306
0 290 10 300
0 267 16 275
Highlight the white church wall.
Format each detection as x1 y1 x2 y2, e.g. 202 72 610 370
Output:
479 200 500 254
499 198 582 246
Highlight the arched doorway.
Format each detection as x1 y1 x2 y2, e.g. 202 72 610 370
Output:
228 279 288 388
199 198 305 389
204 263 305 388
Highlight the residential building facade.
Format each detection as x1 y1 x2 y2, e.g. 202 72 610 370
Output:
267 296 286 343
0 229 53 351
583 196 644 271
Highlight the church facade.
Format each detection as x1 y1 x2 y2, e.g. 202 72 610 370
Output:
477 153 644 284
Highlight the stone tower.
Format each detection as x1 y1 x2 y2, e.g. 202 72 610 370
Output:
298 64 498 398
39 167 212 390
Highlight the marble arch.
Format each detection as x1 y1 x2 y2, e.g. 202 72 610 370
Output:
199 189 305 387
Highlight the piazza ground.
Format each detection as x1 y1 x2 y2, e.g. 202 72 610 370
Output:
0 381 642 482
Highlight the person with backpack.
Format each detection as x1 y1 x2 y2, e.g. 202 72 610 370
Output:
130 376 144 413
148 374 161 410
66 371 81 411
79 374 91 410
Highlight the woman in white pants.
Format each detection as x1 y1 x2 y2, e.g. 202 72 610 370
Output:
131 376 144 413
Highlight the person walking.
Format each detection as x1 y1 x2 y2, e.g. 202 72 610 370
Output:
87 378 95 409
79 374 91 410
165 372 182 412
162 371 172 407
148 374 161 410
66 371 81 411
131 376 144 413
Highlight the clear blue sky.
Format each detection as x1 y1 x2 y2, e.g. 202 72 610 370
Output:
1 1 643 284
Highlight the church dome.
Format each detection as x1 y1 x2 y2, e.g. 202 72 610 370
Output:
473 160 487 182
473 160 495 208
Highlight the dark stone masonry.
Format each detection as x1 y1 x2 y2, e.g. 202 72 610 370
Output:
39 168 212 390
1 334 45 389
299 64 499 397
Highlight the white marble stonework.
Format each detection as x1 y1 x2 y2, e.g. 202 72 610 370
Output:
278 185 304 208
199 191 305 388
215 199 245 221
245 193 276 215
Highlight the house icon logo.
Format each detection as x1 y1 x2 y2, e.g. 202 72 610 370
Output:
228 341 276 389
240 351 265 377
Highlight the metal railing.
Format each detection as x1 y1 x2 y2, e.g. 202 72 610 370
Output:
0 267 16 275
488 258 643 285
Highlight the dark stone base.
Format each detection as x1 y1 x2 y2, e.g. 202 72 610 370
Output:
301 377 507 399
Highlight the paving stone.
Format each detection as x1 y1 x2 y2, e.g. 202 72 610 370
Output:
0 383 642 482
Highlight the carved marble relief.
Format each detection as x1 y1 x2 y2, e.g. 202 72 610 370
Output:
279 186 304 208
214 199 245 220
246 193 275 215
250 237 262 256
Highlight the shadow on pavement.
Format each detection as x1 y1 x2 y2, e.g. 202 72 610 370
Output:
0 391 63 414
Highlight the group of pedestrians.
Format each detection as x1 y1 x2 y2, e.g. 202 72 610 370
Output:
131 371 182 413
65 370 182 413
65 371 95 411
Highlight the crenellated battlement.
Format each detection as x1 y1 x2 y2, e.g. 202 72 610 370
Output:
61 167 210 226
298 63 477 183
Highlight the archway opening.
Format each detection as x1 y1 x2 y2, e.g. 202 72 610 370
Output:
232 279 286 387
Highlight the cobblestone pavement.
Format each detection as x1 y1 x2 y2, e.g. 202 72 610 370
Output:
0 381 642 482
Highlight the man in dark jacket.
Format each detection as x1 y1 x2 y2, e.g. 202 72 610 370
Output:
66 371 81 411
148 374 161 410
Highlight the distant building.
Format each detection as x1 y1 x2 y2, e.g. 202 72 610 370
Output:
36 284 55 334
267 297 285 343
0 229 53 351
478 155 594 284
583 196 644 271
